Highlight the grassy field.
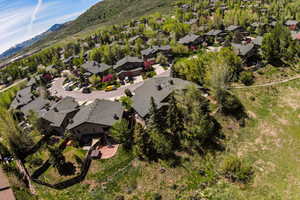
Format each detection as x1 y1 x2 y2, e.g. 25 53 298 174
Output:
226 78 300 199
0 80 27 108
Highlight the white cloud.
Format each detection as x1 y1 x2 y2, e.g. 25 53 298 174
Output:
28 0 43 36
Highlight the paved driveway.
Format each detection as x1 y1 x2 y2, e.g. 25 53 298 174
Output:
49 69 170 102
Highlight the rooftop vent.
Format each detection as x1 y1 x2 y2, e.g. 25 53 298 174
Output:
113 114 119 120
169 79 174 85
53 107 59 112
156 84 162 91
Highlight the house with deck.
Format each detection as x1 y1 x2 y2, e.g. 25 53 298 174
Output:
67 99 124 145
132 77 200 123
114 56 144 79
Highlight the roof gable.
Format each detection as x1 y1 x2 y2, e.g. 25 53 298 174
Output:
67 99 124 130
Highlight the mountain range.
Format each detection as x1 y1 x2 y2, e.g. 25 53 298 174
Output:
0 24 64 60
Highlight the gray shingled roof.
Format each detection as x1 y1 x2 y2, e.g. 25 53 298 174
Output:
231 43 255 56
81 61 112 74
42 97 79 127
20 97 51 117
67 99 124 130
141 45 171 56
226 25 240 32
141 47 158 57
185 18 198 25
26 78 37 87
178 33 202 45
114 56 143 70
285 20 298 26
129 35 141 43
10 87 34 110
252 36 263 46
205 29 223 36
251 22 265 27
132 77 199 118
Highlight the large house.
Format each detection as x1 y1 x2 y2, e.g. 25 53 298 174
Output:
141 45 172 60
231 43 256 62
205 29 225 43
10 87 34 110
67 99 124 145
20 97 52 118
178 33 203 48
81 61 112 76
40 97 80 135
225 25 243 33
132 77 200 121
114 56 144 79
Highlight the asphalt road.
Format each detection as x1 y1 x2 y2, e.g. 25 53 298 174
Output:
49 69 170 102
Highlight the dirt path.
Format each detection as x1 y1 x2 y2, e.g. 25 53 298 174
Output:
231 75 300 89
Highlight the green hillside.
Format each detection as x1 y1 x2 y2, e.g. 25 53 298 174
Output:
27 0 176 51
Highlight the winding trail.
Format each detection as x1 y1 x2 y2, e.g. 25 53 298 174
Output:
230 75 300 89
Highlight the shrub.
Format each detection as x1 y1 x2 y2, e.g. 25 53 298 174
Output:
220 155 254 184
240 71 254 86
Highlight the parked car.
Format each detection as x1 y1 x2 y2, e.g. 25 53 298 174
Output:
105 85 116 92
82 87 91 94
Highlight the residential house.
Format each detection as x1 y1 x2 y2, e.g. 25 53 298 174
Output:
67 99 124 145
285 20 299 30
20 97 52 118
205 29 225 43
132 77 200 122
63 56 74 66
40 97 79 135
46 64 61 72
81 61 112 76
10 87 34 110
178 33 203 49
225 25 244 33
114 56 144 79
231 43 256 63
141 45 172 60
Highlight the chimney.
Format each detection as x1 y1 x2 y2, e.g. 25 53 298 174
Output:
156 84 162 91
54 107 59 112
169 79 174 85
113 114 119 120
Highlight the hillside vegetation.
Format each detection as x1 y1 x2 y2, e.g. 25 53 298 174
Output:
27 0 176 51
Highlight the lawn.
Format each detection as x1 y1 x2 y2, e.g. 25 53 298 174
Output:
225 78 300 199
35 146 138 200
0 80 27 108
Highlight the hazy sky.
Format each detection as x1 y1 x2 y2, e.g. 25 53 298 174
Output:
0 0 101 54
